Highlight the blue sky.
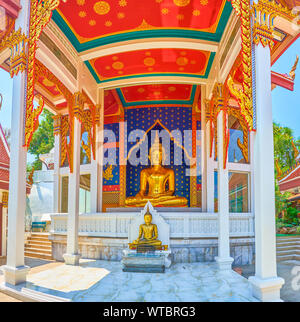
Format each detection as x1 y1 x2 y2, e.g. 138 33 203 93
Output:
0 39 299 163
272 39 300 138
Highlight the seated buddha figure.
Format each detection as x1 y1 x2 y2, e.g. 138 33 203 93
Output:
130 206 162 248
125 133 188 207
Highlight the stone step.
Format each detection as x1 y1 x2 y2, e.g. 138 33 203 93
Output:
277 254 300 262
26 240 51 247
277 237 300 242
27 236 51 242
280 260 300 266
276 241 300 247
25 245 52 253
277 245 299 252
277 249 300 257
25 251 53 260
277 235 300 238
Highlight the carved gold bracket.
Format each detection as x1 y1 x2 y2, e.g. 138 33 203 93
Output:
24 0 60 148
74 91 97 163
228 106 249 163
53 114 62 137
252 0 297 49
60 114 73 173
0 28 28 77
227 0 253 131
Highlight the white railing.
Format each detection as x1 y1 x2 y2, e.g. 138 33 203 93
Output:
50 212 254 239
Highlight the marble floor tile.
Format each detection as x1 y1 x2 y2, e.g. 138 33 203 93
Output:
23 260 258 302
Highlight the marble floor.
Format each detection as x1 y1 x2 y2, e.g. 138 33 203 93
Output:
19 259 258 302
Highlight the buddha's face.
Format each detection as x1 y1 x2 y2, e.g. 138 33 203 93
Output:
144 214 152 225
149 147 163 166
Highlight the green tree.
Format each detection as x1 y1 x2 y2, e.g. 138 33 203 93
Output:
273 122 300 175
28 109 54 170
275 180 291 217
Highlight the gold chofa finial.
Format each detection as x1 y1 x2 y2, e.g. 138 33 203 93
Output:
289 55 299 80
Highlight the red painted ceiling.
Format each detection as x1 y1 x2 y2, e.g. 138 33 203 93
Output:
57 0 225 42
120 84 193 103
90 48 211 81
37 76 61 97
104 89 119 115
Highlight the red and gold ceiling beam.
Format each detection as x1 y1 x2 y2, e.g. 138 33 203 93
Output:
0 1 60 149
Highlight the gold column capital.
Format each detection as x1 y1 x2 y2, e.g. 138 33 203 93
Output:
252 0 297 49
73 91 84 122
0 28 28 78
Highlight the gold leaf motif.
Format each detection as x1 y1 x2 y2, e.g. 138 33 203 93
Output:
173 0 190 7
103 165 115 181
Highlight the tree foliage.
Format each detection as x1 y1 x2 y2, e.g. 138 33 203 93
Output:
273 122 300 175
28 109 54 170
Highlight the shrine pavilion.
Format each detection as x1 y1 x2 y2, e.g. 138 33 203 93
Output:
0 0 299 302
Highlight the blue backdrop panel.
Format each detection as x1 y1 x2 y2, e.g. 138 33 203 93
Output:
125 106 192 205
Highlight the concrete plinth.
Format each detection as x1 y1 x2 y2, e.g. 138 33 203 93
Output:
2 265 30 286
122 249 171 273
215 256 234 271
63 253 81 266
249 276 284 302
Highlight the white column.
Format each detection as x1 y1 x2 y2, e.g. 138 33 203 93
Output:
206 122 214 213
215 110 233 270
201 90 207 212
53 129 61 213
2 66 29 283
90 89 104 213
63 116 81 265
2 0 31 285
250 131 255 214
248 42 284 302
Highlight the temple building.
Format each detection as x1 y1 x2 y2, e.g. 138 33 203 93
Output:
0 0 299 301
0 125 9 261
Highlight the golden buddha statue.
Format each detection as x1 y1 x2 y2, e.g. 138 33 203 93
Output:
129 206 162 248
125 133 188 207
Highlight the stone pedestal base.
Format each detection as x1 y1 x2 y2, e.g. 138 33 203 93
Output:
122 249 171 273
249 276 285 302
1 265 30 286
63 253 81 265
215 256 234 271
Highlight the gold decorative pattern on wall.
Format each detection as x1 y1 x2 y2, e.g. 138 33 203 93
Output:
2 192 8 208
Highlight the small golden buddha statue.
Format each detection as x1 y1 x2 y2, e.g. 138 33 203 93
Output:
129 206 162 248
125 133 188 207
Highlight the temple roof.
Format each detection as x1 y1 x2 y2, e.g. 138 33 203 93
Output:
1 0 299 115
0 124 31 193
279 160 300 192
0 124 10 191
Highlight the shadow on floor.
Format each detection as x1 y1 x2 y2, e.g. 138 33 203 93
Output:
25 257 53 269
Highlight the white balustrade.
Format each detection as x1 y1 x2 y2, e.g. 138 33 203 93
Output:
50 212 254 239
